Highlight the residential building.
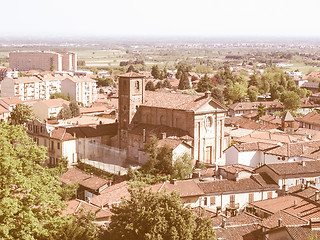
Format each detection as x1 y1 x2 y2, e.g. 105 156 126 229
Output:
0 105 10 122
37 73 67 99
297 111 320 131
255 160 320 189
1 76 43 100
301 81 319 94
61 77 97 106
60 167 110 200
0 97 23 111
32 98 70 120
118 72 228 165
229 101 283 117
9 51 77 71
197 173 279 216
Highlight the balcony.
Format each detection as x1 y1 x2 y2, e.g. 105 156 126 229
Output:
225 203 239 210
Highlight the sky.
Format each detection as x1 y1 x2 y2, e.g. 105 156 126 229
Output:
2 0 320 40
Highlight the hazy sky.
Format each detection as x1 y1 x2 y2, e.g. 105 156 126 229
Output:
3 0 320 39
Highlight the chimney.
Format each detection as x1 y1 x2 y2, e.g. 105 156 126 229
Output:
143 129 146 143
161 132 166 140
204 90 211 98
302 160 306 167
221 218 226 228
301 184 305 191
235 170 239 181
315 190 319 201
278 217 282 227
294 199 298 207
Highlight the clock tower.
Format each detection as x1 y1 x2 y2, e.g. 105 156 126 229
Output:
118 72 145 149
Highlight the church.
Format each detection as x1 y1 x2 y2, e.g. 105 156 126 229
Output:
117 72 228 166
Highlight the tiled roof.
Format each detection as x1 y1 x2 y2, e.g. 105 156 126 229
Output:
129 123 192 141
231 142 278 152
50 127 75 141
118 72 145 78
283 111 295 122
249 195 303 214
298 112 320 126
215 224 261 240
80 105 113 114
63 199 112 219
229 101 283 111
157 138 191 150
66 115 116 126
12 76 42 84
150 179 204 198
264 140 320 157
225 116 278 130
0 105 10 113
90 181 130 207
211 211 261 228
301 81 319 89
285 226 320 240
64 77 96 83
261 210 308 229
66 123 118 138
142 91 227 111
260 160 320 176
60 167 110 192
198 173 278 194
42 98 70 107
218 164 255 174
0 97 23 106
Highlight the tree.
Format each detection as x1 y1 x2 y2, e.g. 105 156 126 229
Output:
178 72 190 90
280 91 301 111
69 101 80 118
196 74 214 92
58 104 72 120
127 65 136 73
50 92 71 101
212 87 224 104
163 79 172 89
151 65 161 79
108 189 215 240
155 81 164 89
0 123 68 239
145 81 156 91
258 103 266 118
248 86 258 102
9 103 34 125
172 153 193 179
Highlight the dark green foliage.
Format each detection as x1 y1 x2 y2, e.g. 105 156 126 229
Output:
69 101 80 118
258 103 266 118
50 92 71 101
196 74 214 92
151 65 161 79
108 189 215 240
178 72 190 90
127 65 137 73
280 91 301 111
163 79 172 89
93 77 114 87
248 86 258 102
155 81 164 89
9 103 34 125
58 104 72 120
145 81 156 91
212 87 224 104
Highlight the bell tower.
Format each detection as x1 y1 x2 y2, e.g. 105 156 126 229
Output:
118 72 145 149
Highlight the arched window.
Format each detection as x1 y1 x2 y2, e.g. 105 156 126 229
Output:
205 116 213 129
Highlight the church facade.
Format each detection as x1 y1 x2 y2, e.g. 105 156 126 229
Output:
118 72 228 165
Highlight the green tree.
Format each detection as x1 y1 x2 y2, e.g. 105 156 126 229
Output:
108 189 215 240
163 79 172 89
258 103 266 118
172 153 193 179
280 91 301 111
58 104 72 120
9 103 34 125
151 65 161 79
212 87 224 104
178 72 190 90
0 123 68 239
145 81 156 91
196 74 214 92
155 81 164 89
248 86 258 102
50 92 71 101
50 65 56 71
69 101 80 118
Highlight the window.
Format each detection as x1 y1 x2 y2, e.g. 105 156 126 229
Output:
135 81 140 90
57 142 60 150
51 141 54 149
230 195 235 207
210 196 215 206
205 116 213 128
204 197 208 206
267 192 273 199
44 139 47 147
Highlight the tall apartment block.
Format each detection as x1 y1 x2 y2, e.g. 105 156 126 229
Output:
9 51 77 72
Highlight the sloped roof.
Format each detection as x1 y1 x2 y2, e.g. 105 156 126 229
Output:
265 140 320 157
60 167 110 192
50 127 75 141
150 179 204 198
66 123 118 138
283 111 295 122
0 97 23 106
142 91 227 111
261 210 308 229
218 164 255 174
118 72 145 78
231 142 278 152
198 173 278 194
63 199 112 219
229 101 283 111
298 112 320 126
41 98 70 107
215 224 261 240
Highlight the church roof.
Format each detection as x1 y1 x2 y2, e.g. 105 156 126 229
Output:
142 91 227 111
283 111 295 122
118 72 145 78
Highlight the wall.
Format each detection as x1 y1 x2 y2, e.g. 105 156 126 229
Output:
1 78 15 98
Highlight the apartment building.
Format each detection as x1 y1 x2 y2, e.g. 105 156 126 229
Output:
1 76 43 101
61 77 97 106
9 51 77 72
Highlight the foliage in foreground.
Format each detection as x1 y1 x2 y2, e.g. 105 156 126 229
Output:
107 189 215 240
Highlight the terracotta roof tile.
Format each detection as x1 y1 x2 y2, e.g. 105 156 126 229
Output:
261 210 308 229
118 72 145 78
50 127 75 141
265 141 320 157
0 97 23 106
218 164 255 174
229 101 283 111
298 112 320 126
42 98 70 107
285 226 320 240
142 91 227 111
60 167 110 192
